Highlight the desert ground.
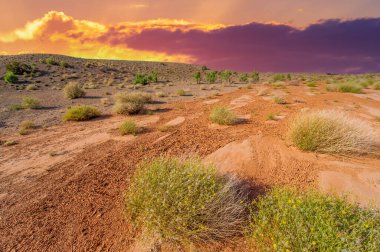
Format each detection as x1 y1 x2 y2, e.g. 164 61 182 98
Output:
1 55 380 251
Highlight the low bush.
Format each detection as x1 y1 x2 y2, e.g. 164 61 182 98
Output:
125 157 248 246
133 74 149 85
273 74 287 82
193 71 201 84
248 188 380 252
250 71 260 83
63 105 101 121
63 82 86 99
18 120 35 135
273 97 286 104
59 61 70 68
289 110 376 154
373 83 380 90
6 61 33 75
176 89 186 96
220 70 233 83
206 71 217 84
119 120 138 135
45 56 59 65
266 113 276 121
239 73 248 83
209 107 237 125
113 92 151 115
25 84 38 91
21 97 41 109
4 71 18 83
327 83 363 93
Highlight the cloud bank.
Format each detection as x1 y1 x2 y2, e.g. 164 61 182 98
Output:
1 11 379 73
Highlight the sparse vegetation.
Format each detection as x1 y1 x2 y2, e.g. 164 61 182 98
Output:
176 89 187 96
250 71 260 83
220 70 233 84
25 84 38 91
267 113 276 121
6 61 33 75
63 82 86 99
239 73 248 83
193 71 201 84
248 188 380 252
273 74 287 82
113 92 151 115
119 120 138 135
18 120 35 135
125 157 248 246
373 83 380 90
273 97 286 104
327 83 363 93
63 105 100 121
209 107 237 125
4 71 18 83
59 61 70 68
206 71 217 84
45 56 59 66
289 110 376 154
21 97 41 109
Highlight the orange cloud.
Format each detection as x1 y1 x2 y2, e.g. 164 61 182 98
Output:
0 11 223 63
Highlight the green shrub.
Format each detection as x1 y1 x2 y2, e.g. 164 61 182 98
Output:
248 188 380 252
250 71 260 83
59 61 70 68
125 157 248 245
327 83 363 93
119 120 138 135
21 97 41 109
206 71 217 83
373 83 380 90
4 71 18 83
266 113 276 121
239 73 248 83
148 71 158 83
193 71 201 84
306 81 317 87
220 70 233 83
133 74 149 85
273 97 286 104
209 107 236 125
63 105 101 121
113 92 151 115
6 61 33 75
63 82 86 99
176 89 186 96
273 74 287 82
289 110 376 154
45 56 58 65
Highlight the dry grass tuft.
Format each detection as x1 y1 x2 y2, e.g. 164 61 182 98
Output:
125 157 249 247
113 92 152 115
63 105 101 121
209 107 237 125
119 120 138 135
289 110 376 154
63 82 86 99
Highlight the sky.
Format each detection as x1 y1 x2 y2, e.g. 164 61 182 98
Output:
1 0 380 73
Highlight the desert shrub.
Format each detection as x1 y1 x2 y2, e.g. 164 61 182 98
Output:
373 83 380 90
273 97 286 104
176 89 186 96
273 74 287 82
18 120 35 135
6 61 33 75
220 70 233 83
25 84 38 91
119 120 138 135
133 74 149 85
113 92 151 115
83 81 98 89
63 82 86 99
289 110 376 154
21 97 40 109
239 73 248 83
266 113 276 121
45 56 58 65
306 81 317 87
327 83 363 93
63 105 100 121
8 104 23 111
206 71 217 84
125 157 248 245
148 71 158 83
250 71 260 83
248 188 380 252
4 71 18 83
209 107 237 125
193 71 201 84
59 61 70 68
155 91 167 97
100 98 111 106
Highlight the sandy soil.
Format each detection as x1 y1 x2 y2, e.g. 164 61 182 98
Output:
1 56 380 251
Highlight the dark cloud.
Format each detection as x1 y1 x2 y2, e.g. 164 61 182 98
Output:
100 18 380 73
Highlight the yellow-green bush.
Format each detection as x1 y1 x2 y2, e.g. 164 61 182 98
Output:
119 120 138 135
248 188 380 252
63 82 86 99
209 107 237 125
63 105 100 121
125 157 248 246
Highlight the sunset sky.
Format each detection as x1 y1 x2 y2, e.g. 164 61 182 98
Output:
1 1 380 73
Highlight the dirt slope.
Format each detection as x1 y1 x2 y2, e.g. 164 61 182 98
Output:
1 82 380 251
